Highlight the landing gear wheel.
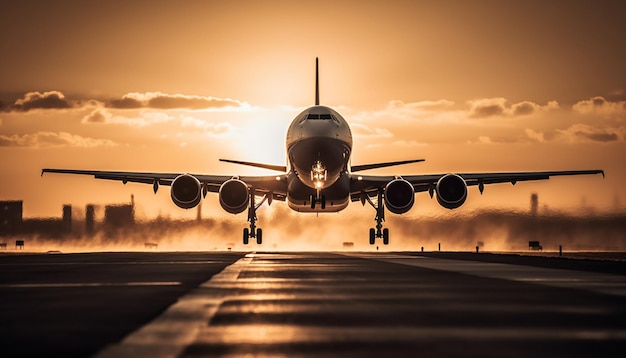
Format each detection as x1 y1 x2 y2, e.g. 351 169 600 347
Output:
383 228 389 245
256 228 263 244
369 228 375 245
243 228 249 245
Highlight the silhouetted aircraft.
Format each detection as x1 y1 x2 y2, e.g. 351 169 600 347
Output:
42 59 604 245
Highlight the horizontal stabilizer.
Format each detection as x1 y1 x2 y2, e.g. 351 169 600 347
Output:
351 159 425 172
220 159 286 172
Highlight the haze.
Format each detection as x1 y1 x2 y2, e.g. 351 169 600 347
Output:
1 0 624 220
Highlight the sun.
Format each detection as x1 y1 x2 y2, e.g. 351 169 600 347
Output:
229 109 292 170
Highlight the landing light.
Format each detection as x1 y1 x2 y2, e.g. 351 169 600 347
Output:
311 160 327 189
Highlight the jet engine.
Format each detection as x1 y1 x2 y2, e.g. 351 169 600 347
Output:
435 174 468 209
384 179 415 214
219 179 249 214
171 174 202 209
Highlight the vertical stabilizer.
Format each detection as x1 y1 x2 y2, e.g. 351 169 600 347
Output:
315 57 319 106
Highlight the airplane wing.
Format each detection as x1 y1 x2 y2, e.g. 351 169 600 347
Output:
41 169 288 200
349 169 605 200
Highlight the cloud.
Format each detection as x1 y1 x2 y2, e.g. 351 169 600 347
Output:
180 115 234 135
82 109 234 135
0 132 118 148
572 96 626 115
8 91 74 111
525 128 546 143
387 99 455 112
468 98 558 118
524 124 623 144
392 140 428 147
468 98 507 118
3 90 250 113
107 92 248 110
350 123 393 138
82 108 111 124
108 96 143 109
82 107 175 127
556 124 622 143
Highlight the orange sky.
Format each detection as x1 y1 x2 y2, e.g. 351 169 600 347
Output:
1 0 624 219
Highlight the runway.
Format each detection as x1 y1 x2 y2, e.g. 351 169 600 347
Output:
1 251 625 357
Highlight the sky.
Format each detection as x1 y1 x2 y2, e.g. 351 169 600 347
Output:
1 0 625 220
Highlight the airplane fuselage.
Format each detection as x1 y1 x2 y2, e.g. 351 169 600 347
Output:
286 105 352 212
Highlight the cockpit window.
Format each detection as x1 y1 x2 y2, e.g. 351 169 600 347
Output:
306 113 334 120
299 112 341 125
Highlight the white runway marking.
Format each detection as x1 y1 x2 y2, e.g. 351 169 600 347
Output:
93 255 253 358
351 253 626 297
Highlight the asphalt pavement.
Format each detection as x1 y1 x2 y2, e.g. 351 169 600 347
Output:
1 251 625 357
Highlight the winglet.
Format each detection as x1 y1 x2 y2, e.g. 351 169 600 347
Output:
315 57 319 106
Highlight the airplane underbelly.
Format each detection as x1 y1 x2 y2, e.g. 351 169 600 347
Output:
287 173 350 212
288 137 350 189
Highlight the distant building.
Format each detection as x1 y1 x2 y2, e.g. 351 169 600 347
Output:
63 205 72 233
104 204 134 228
86 205 95 234
530 193 538 216
0 201 23 235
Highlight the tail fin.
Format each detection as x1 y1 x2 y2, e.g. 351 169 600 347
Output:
315 57 319 106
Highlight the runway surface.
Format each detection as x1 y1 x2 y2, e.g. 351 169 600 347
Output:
1 251 625 357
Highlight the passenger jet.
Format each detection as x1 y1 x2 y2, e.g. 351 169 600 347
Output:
42 59 604 245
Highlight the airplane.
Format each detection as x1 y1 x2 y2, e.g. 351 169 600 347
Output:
42 58 604 245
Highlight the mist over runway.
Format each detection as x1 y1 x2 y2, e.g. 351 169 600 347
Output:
1 251 625 357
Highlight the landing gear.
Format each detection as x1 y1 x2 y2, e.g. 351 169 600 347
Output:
243 188 268 245
364 188 390 245
243 228 262 245
310 194 326 209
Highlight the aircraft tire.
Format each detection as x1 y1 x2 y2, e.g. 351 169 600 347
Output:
256 228 263 244
369 228 375 245
243 228 249 245
383 228 389 245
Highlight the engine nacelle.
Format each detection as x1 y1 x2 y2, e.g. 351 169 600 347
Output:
219 179 249 214
384 179 415 214
435 174 468 209
171 174 202 209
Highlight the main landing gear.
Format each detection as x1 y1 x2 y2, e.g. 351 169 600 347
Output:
243 188 269 245
364 188 389 245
